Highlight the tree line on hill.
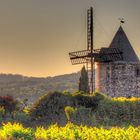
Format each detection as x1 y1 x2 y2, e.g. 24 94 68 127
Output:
0 65 89 105
0 73 80 104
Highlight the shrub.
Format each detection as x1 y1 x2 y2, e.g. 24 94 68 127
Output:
73 92 105 109
0 96 17 116
35 123 140 140
0 122 34 139
30 91 74 124
64 106 77 122
0 106 5 121
30 91 105 125
1 122 140 139
12 129 34 140
65 106 94 125
0 106 5 115
93 92 106 101
95 96 140 125
14 110 30 123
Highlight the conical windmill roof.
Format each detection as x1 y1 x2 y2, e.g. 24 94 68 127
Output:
109 26 139 62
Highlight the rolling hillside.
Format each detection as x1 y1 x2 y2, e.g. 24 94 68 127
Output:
0 73 80 104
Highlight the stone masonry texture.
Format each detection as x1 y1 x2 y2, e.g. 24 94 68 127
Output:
96 61 140 97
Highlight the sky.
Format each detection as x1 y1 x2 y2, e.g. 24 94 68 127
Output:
0 0 140 77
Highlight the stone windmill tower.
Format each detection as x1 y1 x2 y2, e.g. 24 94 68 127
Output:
69 7 140 97
96 25 140 97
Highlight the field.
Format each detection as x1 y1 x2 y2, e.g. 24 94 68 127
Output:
0 122 140 140
1 92 140 139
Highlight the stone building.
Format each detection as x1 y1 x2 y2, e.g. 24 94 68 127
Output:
96 26 140 97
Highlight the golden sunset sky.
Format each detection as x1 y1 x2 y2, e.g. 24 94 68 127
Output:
0 0 140 77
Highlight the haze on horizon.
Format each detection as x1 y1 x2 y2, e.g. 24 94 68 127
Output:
0 0 140 77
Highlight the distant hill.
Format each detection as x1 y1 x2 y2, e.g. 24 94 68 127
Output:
0 73 80 104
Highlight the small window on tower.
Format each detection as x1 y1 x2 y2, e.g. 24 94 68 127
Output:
136 67 140 77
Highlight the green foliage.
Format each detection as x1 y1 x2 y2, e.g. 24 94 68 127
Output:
20 98 29 110
12 129 34 140
30 90 140 126
63 90 71 95
93 92 106 101
65 106 77 122
30 91 104 123
73 92 105 109
79 66 89 93
14 111 30 123
1 122 140 140
30 91 74 124
0 106 5 121
64 92 140 126
0 73 80 104
66 106 93 125
94 96 140 126
0 122 34 139
0 96 18 116
30 91 107 125
0 106 5 115
0 98 30 123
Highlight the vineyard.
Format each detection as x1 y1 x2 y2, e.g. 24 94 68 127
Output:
0 122 140 140
1 92 140 139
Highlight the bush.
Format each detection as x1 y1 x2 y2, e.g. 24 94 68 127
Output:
0 122 34 140
65 106 77 122
12 129 34 140
95 96 140 126
30 91 105 125
30 91 74 124
14 110 30 123
0 106 5 121
64 106 94 125
0 96 17 116
1 122 140 140
73 92 105 109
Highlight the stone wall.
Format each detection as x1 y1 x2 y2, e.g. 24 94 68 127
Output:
96 61 140 97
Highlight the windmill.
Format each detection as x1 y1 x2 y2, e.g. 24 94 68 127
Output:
69 7 123 94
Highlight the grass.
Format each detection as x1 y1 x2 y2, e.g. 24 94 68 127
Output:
2 91 140 127
1 92 140 139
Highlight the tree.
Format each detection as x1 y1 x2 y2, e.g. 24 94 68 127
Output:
0 95 17 118
79 66 89 93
